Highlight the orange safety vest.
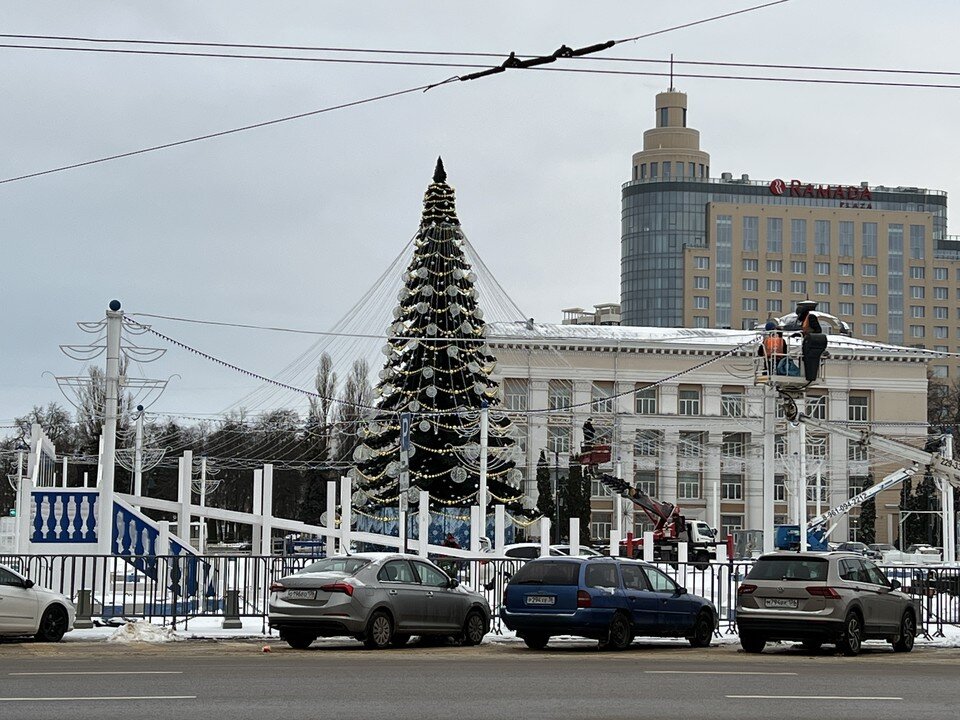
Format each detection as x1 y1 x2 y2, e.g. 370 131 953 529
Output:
763 335 786 357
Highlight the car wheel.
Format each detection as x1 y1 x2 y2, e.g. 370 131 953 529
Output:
692 552 710 570
34 605 68 643
284 632 317 650
801 638 822 652
687 610 714 648
390 633 411 648
363 610 394 650
460 610 488 646
739 633 765 654
522 633 550 650
838 610 863 657
601 612 634 651
892 611 915 653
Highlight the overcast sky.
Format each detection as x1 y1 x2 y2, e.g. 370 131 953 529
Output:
4 1 960 426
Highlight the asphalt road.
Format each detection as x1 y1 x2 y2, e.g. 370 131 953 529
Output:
1 638 958 720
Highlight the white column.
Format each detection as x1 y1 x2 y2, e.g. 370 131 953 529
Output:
261 464 274 556
609 529 621 557
251 469 263 555
539 518 551 556
661 428 679 504
762 385 776 553
494 504 505 552
157 520 170 556
942 436 956 563
417 490 429 556
705 432 722 533
478 401 489 514
178 450 192 545
642 530 655 562
796 421 808 551
198 456 208 554
339 475 352 555
469 505 481 554
16 476 33 553
325 479 337 557
99 302 123 546
569 518 580 556
133 408 144 503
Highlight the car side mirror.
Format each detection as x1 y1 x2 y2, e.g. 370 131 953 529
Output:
23 579 34 589
675 586 687 596
448 577 460 589
890 579 901 590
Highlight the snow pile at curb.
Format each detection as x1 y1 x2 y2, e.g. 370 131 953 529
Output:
106 621 183 644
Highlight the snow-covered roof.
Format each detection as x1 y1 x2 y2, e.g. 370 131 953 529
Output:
486 321 936 360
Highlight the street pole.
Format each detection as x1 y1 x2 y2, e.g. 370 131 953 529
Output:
762 385 776 553
133 405 144 503
554 449 560 543
199 456 208 554
797 419 807 551
942 434 955 562
399 412 411 553
100 300 123 552
478 400 489 529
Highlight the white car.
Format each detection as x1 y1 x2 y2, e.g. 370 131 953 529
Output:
0 563 75 642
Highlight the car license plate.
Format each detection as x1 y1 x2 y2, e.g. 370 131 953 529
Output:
285 589 317 600
764 598 798 609
526 595 555 606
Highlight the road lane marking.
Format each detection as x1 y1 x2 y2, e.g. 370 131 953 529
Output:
9 671 184 676
727 696 902 701
646 671 797 676
0 696 196 702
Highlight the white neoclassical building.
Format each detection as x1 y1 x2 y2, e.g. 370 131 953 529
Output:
487 322 932 545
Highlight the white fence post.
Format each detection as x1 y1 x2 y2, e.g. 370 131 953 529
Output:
261 464 274 556
715 540 728 563
609 529 621 558
470 505 481 554
494 504 505 553
251 469 263 555
569 518 580 557
418 490 429 556
326 480 337 557
157 520 170 556
540 517 551 556
678 541 689 564
178 450 192 546
643 531 655 562
16 477 33 553
340 476 352 554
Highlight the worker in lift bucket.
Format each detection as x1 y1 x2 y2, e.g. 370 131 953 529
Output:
796 303 827 382
758 320 787 375
582 417 596 449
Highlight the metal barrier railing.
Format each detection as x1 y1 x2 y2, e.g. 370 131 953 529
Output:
2 553 957 638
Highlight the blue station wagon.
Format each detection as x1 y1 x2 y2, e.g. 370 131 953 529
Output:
501 557 717 650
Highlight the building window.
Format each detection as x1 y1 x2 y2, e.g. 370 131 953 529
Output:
815 282 830 295
848 476 870 498
634 470 657 496
639 164 646 180
790 280 807 294
634 386 658 415
635 429 662 456
678 387 701 415
935 306 949 320
838 221 854 256
862 222 878 257
862 283 877 297
910 325 925 338
791 261 807 274
743 278 759 292
693 316 710 328
591 381 615 413
839 283 854 296
766 260 782 273
774 474 786 502
815 262 830 275
743 216 759 252
694 276 710 290
935 267 948 281
911 286 925 299
591 478 613 498
721 474 743 501
766 299 782 313
910 266 926 280
767 279 783 293
502 378 528 411
862 264 877 277
694 296 710 309
839 302 854 316
911 306 925 318
848 395 869 422
548 424 571 453
815 220 832 255
862 323 877 336
650 162 658 178
766 218 783 254
935 326 949 339
695 256 710 270
909 225 926 260
935 287 949 300
790 219 807 254
932 365 949 378
807 394 827 420
862 303 877 316
720 514 744 539
742 298 758 311
659 106 669 127
721 391 745 417
679 431 704 458
839 263 854 276
818 301 830 313
689 162 695 177
678 472 701 500
548 380 573 411
743 258 758 272
590 512 612 542
722 432 746 457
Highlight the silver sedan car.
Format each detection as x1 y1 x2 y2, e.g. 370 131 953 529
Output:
268 553 491 650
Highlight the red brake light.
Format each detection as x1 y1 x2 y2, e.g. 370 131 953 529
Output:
320 582 355 597
737 583 757 595
577 590 592 608
269 582 285 593
806 586 841 599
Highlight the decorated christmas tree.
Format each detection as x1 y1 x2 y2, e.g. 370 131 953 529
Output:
354 159 529 522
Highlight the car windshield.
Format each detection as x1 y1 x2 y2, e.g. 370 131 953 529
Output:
298 557 371 576
841 543 866 551
510 560 580 586
556 546 600 556
747 557 828 582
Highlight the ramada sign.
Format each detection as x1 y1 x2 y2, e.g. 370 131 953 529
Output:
769 178 873 208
